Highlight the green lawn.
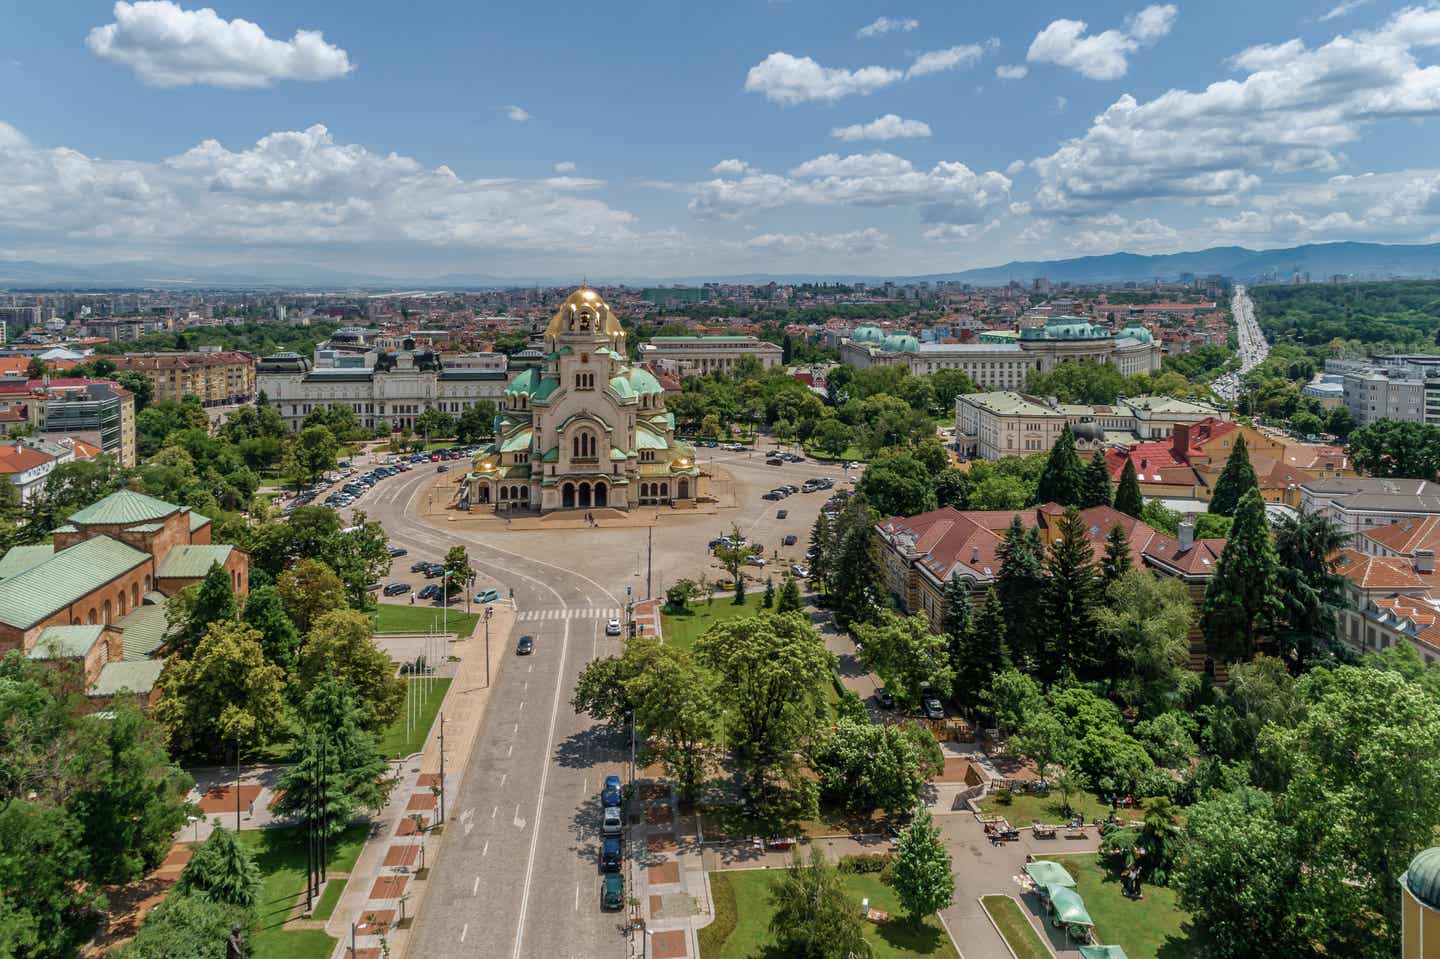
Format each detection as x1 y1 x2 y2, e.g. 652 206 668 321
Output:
981 895 1052 959
378 678 452 759
804 443 867 463
660 593 765 651
700 869 959 959
371 603 480 636
312 878 346 921
236 824 368 959
1035 854 1201 959
976 788 1112 827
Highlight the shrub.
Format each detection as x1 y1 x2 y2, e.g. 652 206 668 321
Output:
837 853 892 874
994 788 1014 806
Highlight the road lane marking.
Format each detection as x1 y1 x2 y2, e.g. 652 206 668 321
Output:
491 805 497 819
574 882 579 912
482 840 489 857
473 876 480 895
513 803 526 829
518 700 524 712
460 923 468 943
500 774 507 788
507 744 513 757
511 616 571 959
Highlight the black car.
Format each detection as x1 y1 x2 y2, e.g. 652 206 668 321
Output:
382 582 411 597
417 584 442 600
875 687 896 709
423 564 446 578
601 835 623 872
411 560 432 573
388 546 408 558
762 491 783 501
516 635 535 655
783 534 798 546
776 509 788 519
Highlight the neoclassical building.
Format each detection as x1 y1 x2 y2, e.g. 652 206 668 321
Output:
464 289 701 512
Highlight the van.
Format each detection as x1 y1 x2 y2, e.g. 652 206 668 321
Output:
473 588 501 604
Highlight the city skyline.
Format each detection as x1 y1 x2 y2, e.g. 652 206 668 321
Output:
5 0 1440 278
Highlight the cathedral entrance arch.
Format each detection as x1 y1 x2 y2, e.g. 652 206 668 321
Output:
579 482 592 509
595 482 608 508
562 483 575 509
678 478 689 499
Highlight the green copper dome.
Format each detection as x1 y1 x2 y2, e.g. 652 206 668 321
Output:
882 334 919 353
1406 847 1440 909
852 325 884 343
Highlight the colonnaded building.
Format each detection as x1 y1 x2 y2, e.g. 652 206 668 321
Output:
839 317 1162 390
463 289 701 513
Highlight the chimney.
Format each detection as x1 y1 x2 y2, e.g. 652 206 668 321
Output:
971 545 979 563
1178 521 1194 552
1419 549 1434 575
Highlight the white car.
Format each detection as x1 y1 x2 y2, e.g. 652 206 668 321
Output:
602 805 623 835
745 556 767 567
605 618 622 636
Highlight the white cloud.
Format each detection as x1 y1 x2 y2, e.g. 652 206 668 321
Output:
907 43 991 78
744 52 902 105
553 161 577 174
689 152 1011 225
743 228 889 255
85 1 352 89
505 105 532 122
830 114 932 141
712 158 753 175
996 64 1028 80
1006 159 1027 176
0 121 662 257
1319 0 1373 22
1026 4 1176 81
1061 214 1182 254
1031 9 1440 216
922 220 999 243
857 16 919 39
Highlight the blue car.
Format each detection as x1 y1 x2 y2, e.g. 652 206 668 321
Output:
602 775 622 808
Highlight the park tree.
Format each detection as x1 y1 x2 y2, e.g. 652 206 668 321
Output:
776 575 802 613
1080 450 1112 509
414 407 455 440
1036 425 1085 506
113 891 249 959
326 511 394 608
951 588 1010 714
152 621 288 761
1101 523 1133 586
1272 511 1351 668
1202 489 1282 662
981 669 1044 739
939 576 971 640
812 419 854 459
1096 569 1194 717
455 401 498 444
762 577 775 609
712 523 751 605
830 497 885 629
1113 457 1144 517
806 510 836 598
287 424 338 486
297 610 405 733
174 825 260 908
891 809 955 923
1346 418 1440 478
1042 507 1102 684
769 849 871 959
695 612 833 805
166 562 237 658
273 678 392 838
571 654 640 730
625 646 717 805
812 719 942 814
995 517 1046 674
856 454 936 518
1012 709 1070 783
241 585 300 674
1207 434 1259 517
276 559 348 634
853 611 955 709
444 545 473 598
0 798 105 958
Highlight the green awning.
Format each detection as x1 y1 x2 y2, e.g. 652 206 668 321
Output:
1080 947 1129 959
1024 861 1076 888
1046 886 1093 927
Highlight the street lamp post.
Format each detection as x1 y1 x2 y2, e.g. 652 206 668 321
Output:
484 606 492 688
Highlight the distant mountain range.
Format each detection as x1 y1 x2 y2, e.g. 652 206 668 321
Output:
7 241 1440 290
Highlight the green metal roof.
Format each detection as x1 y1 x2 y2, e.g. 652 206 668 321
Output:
541 446 559 463
89 660 165 697
628 368 664 395
52 524 77 534
505 367 540 395
27 624 104 660
0 544 55 581
608 375 636 399
0 536 150 629
117 603 169 661
188 511 209 532
125 522 164 533
68 489 180 527
636 424 670 450
156 545 234 580
532 376 561 401
609 447 628 461
499 429 533 453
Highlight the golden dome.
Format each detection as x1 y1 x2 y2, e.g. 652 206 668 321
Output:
545 288 624 339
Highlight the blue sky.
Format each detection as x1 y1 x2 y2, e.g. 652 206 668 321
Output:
4 0 1440 279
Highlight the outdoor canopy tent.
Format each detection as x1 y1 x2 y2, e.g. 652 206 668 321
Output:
1045 884 1095 928
1080 947 1130 959
1024 861 1077 889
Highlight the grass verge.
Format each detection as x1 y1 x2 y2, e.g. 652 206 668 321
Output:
700 869 958 959
378 678 452 759
660 593 765 651
981 895 1052 959
976 789 1111 827
236 824 367 959
1035 854 1201 959
698 871 738 958
371 603 480 636
312 878 346 921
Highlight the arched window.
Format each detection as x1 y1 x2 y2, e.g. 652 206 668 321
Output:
118 591 127 616
102 600 111 624
87 609 97 625
131 583 139 607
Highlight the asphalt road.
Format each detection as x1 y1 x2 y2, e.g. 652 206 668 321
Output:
1212 284 1268 401
352 445 853 958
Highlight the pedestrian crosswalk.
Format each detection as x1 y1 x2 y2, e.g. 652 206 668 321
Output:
517 607 624 622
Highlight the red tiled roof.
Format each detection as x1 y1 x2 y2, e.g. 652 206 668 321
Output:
0 444 54 474
1103 444 1197 486
1333 549 1436 591
1173 417 1238 458
1358 516 1440 557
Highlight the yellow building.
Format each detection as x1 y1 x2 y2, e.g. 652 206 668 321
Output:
1403 847 1440 959
110 351 256 407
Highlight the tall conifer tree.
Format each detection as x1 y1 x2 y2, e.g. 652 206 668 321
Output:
1208 434 1259 518
1036 425 1085 506
1114 458 1145 517
1081 450 1113 509
1042 507 1102 684
1202 488 1282 661
996 516 1046 674
1102 524 1134 587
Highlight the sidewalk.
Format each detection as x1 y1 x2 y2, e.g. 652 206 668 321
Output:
631 779 713 959
325 601 516 959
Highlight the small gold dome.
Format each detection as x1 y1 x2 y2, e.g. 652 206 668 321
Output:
545 288 624 339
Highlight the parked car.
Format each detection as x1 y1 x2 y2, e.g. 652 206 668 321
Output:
602 775 622 807
790 563 808 577
411 560 433 573
382 582 411 597
776 509 788 519
762 491 783 501
782 534 797 546
423 564 446 578
417 584 442 601
767 458 783 466
605 618 622 636
876 687 895 709
387 546 408 557
601 835 623 873
922 696 945 721
601 873 625 911
516 634 534 655
745 556 766 567
602 805 623 835
437 465 449 473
